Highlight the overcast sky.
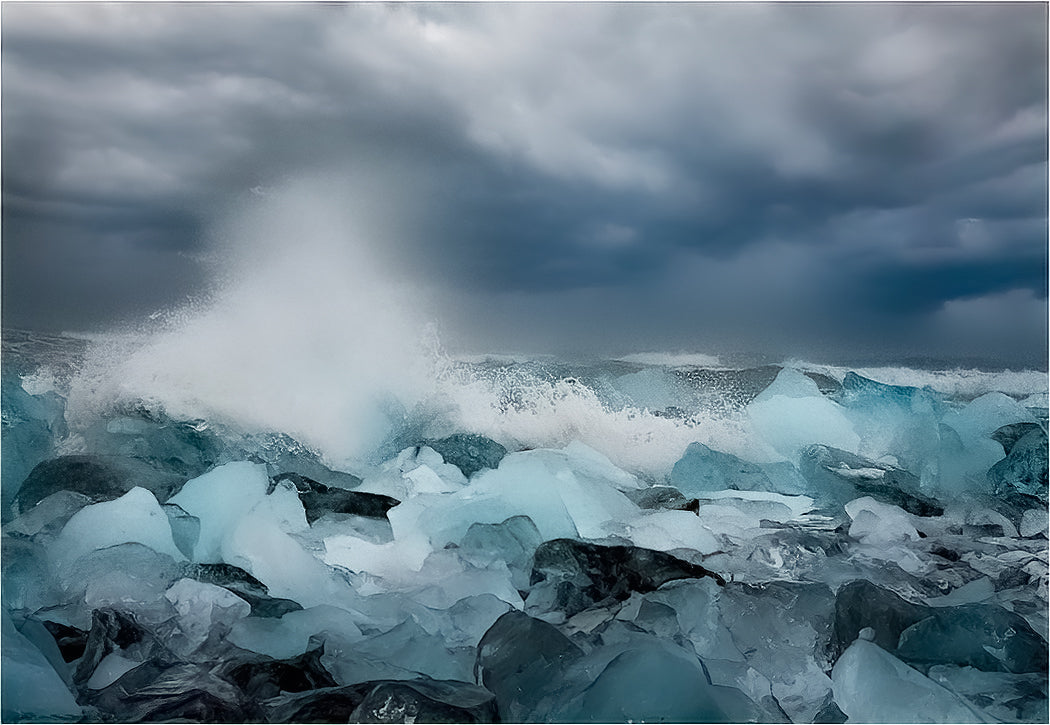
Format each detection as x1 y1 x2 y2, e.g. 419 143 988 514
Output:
2 2 1047 367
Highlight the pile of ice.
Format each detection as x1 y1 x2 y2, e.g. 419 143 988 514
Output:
2 365 1047 723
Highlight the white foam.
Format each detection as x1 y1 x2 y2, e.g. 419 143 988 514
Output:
435 361 761 479
788 359 1049 400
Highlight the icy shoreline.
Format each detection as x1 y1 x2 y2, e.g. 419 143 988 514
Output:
2 339 1048 723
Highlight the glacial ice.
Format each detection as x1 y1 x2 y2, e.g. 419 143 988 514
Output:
425 433 508 479
228 605 363 659
747 369 861 459
845 496 920 546
164 577 251 654
1 379 68 513
1 610 83 722
556 643 761 723
832 637 979 723
52 486 186 567
13 454 184 517
167 461 291 562
671 441 776 496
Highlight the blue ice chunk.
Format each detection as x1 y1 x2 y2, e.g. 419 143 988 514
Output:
162 503 201 561
719 581 836 723
752 367 824 403
927 665 1049 723
68 543 183 628
896 604 1049 674
80 409 228 479
1 609 82 722
53 486 186 568
1 378 68 517
837 371 944 410
832 637 980 723
527 538 725 617
425 433 508 479
945 392 1038 443
4 490 91 539
13 454 184 517
759 460 814 496
327 617 473 685
800 445 943 516
458 515 543 591
556 644 761 723
831 580 931 661
835 372 945 474
987 428 1048 504
1 536 64 615
748 370 860 458
671 442 776 496
475 610 584 721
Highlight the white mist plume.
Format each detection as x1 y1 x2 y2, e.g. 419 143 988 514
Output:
68 177 435 467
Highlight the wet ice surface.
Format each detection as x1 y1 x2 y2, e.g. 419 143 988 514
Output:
1 340 1048 723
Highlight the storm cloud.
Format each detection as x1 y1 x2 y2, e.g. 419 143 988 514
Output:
2 2 1046 367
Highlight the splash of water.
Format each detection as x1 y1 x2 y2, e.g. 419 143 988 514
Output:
66 178 437 467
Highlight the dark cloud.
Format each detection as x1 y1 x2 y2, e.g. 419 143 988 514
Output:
1 2 1045 367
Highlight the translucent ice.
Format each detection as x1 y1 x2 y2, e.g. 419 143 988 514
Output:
85 651 142 690
355 445 467 499
801 444 943 516
720 581 836 723
458 515 543 591
896 604 1048 674
4 490 91 539
346 678 498 723
832 637 979 723
227 604 363 659
670 442 775 496
845 496 920 546
2 536 63 614
748 369 861 459
164 577 251 654
52 486 185 567
392 548 523 610
988 428 1048 503
167 461 308 563
1 610 82 722
386 445 641 554
166 461 272 562
72 544 183 628
622 509 721 555
945 392 1038 443
927 664 1049 722
555 643 760 723
222 509 354 608
327 617 474 684
425 433 508 479
527 538 725 617
834 372 945 467
1 378 68 513
475 610 584 721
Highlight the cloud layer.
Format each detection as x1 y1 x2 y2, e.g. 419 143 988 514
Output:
2 3 1046 366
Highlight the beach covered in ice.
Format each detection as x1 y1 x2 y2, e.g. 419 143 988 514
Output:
2 328 1048 723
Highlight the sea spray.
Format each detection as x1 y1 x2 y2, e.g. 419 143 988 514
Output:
64 179 440 469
